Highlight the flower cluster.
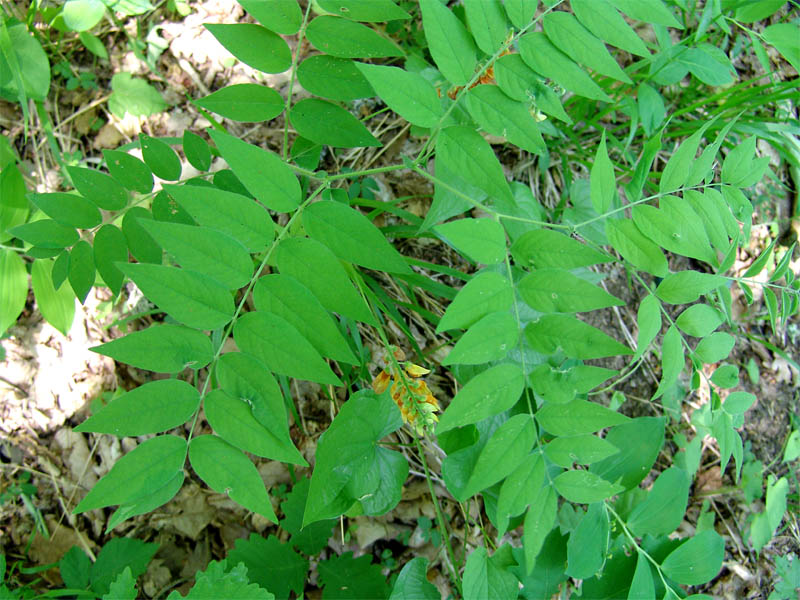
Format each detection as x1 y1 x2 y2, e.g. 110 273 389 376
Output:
371 347 440 437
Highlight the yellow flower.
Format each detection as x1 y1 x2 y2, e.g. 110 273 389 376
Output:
370 346 440 436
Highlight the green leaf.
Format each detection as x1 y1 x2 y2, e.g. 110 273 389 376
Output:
572 0 649 57
107 73 166 118
654 325 683 399
566 503 609 579
239 0 302 34
0 249 28 334
462 546 518 600
628 467 690 536
590 416 665 490
458 414 536 500
93 224 128 295
63 0 106 31
389 557 439 600
60 547 91 590
695 331 735 364
633 294 661 360
305 15 402 58
463 0 508 55
9 219 78 249
167 561 275 600
139 134 181 181
103 567 136 600
92 324 213 373
608 0 682 28
78 31 108 59
91 538 158 597
182 131 211 171
545 435 620 468
656 271 725 304
279 478 336 554
103 149 153 194
590 132 616 214
504 0 537 30
119 263 234 330
52 250 69 291
304 391 403 525
318 0 411 21
208 130 300 212
762 23 800 73
253 274 358 363
76 379 199 436
553 470 624 504
419 0 477 85
318 552 390 600
205 23 291 73
722 136 769 188
734 0 785 21
511 229 610 269
519 268 624 313
122 207 161 264
204 389 306 465
0 163 30 239
493 54 572 124
354 63 441 128
676 303 722 337
637 83 666 136
163 184 273 253
297 55 374 101
543 12 631 83
74 435 186 513
225 534 307 599
661 530 724 585
436 363 524 434
29 192 101 229
437 271 513 332
523 487 558 574
67 166 128 211
0 21 51 101
139 220 253 290
194 84 284 122
679 46 733 86
536 398 630 437
188 435 277 521
442 311 518 366
437 126 514 206
289 98 381 147
216 351 300 449
303 200 410 274
784 431 800 462
710 364 739 389
233 311 342 385
632 200 716 265
525 314 632 359
465 84 545 155
519 32 611 102
435 217 506 265
31 259 75 335
68 240 94 304
660 126 710 194
685 190 732 254
750 475 789 551
628 553 656 600
273 236 375 324
495 453 544 536
106 469 182 530
529 364 616 405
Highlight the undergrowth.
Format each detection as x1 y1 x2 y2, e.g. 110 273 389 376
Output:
1 0 799 598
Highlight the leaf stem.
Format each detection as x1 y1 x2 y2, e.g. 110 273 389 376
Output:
282 0 314 160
